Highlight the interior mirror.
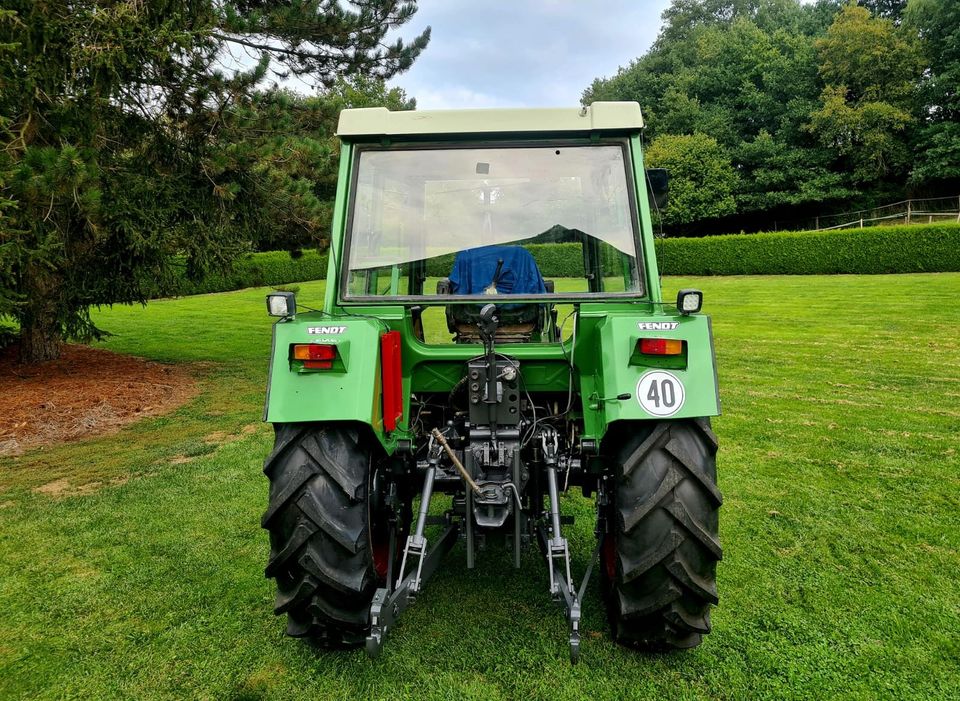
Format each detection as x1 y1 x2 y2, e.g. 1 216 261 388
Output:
645 168 669 211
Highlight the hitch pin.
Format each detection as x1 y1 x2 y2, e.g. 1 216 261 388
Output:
430 428 482 496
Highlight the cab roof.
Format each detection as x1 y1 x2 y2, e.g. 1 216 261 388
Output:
336 102 644 139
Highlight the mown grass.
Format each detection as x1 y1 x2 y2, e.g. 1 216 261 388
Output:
1 274 959 699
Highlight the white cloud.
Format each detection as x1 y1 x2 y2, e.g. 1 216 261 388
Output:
413 86 515 110
388 0 672 109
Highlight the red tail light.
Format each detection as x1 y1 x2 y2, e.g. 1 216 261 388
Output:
639 338 683 356
381 331 403 432
292 343 337 369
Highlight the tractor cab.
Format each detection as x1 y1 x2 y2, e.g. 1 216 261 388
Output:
338 131 649 346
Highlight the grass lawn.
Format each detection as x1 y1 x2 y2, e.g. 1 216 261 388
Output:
1 274 959 699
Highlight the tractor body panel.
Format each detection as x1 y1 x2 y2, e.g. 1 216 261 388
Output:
336 102 644 137
265 106 720 444
264 305 720 450
265 314 386 440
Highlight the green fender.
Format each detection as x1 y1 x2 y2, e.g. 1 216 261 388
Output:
575 310 721 441
264 315 390 447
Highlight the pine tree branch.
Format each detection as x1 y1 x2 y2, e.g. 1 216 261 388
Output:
210 32 337 63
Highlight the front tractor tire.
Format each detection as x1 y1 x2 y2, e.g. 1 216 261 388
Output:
602 419 722 649
262 423 402 646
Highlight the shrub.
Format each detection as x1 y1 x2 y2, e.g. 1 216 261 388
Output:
160 222 960 298
160 250 329 297
424 243 584 278
659 223 960 275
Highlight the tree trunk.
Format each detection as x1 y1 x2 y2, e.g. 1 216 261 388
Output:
19 317 62 364
18 263 64 364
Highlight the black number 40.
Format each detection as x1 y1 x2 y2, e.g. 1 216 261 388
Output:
646 378 677 408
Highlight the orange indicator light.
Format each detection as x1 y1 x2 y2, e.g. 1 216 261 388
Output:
292 344 336 369
639 338 683 356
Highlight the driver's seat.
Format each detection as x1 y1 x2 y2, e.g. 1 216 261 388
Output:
437 245 552 343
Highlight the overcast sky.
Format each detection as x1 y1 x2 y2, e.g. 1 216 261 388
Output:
386 1 673 109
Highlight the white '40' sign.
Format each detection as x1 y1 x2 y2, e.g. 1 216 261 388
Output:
636 371 686 417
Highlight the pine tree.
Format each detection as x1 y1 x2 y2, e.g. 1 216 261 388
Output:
0 2 429 362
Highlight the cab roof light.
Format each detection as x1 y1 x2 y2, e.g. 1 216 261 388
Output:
292 343 336 369
639 338 683 356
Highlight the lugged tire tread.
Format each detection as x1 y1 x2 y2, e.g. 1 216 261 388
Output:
263 425 309 477
297 485 364 554
664 438 723 505
265 521 317 577
691 418 720 452
665 602 711 634
261 462 317 527
665 499 723 558
618 580 682 619
666 552 719 604
263 423 381 647
603 420 722 650
299 547 369 595
621 466 681 532
620 528 682 583
302 432 366 500
274 573 319 614
621 423 670 478
308 591 371 627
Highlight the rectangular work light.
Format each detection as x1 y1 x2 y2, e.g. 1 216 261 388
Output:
266 291 296 318
676 289 703 315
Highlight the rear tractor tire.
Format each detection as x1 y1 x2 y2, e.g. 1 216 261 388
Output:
262 423 405 646
602 419 722 649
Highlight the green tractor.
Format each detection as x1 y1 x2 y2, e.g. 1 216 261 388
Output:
261 102 722 663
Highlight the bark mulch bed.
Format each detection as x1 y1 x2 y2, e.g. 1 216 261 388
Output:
0 344 197 458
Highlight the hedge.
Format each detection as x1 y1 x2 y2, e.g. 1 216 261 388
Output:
658 223 960 276
163 223 960 297
160 244 585 297
423 243 585 278
163 250 329 297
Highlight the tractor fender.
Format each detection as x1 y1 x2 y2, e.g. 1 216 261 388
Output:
577 312 721 441
263 315 390 449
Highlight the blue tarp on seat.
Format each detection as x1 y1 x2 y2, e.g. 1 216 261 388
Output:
449 245 547 295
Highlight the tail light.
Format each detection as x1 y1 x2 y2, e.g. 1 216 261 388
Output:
381 331 403 432
292 343 337 369
639 338 683 356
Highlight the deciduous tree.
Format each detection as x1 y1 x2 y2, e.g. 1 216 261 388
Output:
585 1 850 219
904 0 960 186
645 133 739 226
808 3 922 185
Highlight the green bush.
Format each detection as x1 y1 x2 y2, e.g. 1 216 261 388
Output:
659 223 960 275
424 244 585 278
160 250 329 297
161 223 960 298
527 243 585 278
424 254 454 278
